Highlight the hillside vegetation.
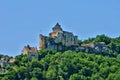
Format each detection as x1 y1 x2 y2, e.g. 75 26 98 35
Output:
1 35 120 80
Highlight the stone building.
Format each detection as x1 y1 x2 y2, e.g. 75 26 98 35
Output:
9 58 15 64
80 42 110 53
22 45 38 59
39 23 78 51
0 55 15 67
81 42 106 48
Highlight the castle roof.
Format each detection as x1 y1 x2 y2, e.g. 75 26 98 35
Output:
52 23 63 32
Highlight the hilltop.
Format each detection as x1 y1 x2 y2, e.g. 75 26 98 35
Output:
0 23 120 79
0 34 120 80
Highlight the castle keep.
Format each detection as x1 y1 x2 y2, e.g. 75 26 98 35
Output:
39 23 78 51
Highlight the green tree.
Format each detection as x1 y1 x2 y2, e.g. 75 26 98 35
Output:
30 77 38 80
69 74 81 80
46 66 57 80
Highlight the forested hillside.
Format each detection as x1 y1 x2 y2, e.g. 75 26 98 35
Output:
1 35 120 80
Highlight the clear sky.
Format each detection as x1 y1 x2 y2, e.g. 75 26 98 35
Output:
0 0 120 56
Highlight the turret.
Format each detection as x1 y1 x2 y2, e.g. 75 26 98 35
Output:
52 23 63 32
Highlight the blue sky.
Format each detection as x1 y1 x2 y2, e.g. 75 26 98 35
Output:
0 0 120 56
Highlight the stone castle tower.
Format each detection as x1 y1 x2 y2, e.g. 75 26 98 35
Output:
39 23 78 51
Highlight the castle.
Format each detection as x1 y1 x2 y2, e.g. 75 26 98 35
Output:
39 23 78 51
39 23 110 53
21 23 110 56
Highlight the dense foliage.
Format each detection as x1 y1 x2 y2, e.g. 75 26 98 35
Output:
1 35 120 80
1 49 120 80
